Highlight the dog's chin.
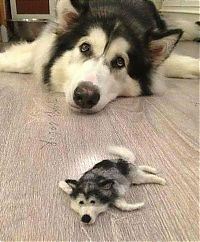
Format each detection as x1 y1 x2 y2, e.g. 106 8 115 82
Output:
69 105 100 114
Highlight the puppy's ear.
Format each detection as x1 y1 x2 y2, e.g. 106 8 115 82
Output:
65 179 78 189
99 180 114 190
56 0 89 31
148 29 183 67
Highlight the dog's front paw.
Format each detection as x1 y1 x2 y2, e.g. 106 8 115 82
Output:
159 177 167 186
59 180 72 194
185 58 200 79
139 165 158 174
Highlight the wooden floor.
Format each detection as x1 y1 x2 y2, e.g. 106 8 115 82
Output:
0 41 199 241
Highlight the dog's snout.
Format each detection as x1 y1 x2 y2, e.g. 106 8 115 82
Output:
81 214 92 224
73 81 100 109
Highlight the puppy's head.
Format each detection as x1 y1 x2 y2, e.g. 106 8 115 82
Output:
59 179 114 224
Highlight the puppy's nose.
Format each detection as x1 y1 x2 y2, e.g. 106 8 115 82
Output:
73 81 100 109
81 214 92 224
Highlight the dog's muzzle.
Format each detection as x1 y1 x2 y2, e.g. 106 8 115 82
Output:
73 81 100 109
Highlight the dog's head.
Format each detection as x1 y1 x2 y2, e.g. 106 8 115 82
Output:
61 178 115 224
51 0 183 113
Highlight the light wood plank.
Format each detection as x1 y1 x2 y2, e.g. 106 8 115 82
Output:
0 42 199 241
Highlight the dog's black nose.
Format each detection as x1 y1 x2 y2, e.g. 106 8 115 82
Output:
81 214 92 224
73 81 100 109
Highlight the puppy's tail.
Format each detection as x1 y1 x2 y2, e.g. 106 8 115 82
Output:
108 146 136 162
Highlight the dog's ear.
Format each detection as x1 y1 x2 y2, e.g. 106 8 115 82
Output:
99 180 114 190
65 179 78 189
148 29 183 67
56 0 89 31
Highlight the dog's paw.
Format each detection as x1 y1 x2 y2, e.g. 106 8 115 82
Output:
177 57 200 79
165 55 200 79
129 202 145 211
182 58 200 79
139 165 159 174
137 202 145 208
59 180 72 194
159 177 167 186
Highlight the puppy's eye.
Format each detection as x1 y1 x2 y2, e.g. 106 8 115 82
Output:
79 201 84 205
111 56 125 69
80 43 91 54
90 200 96 204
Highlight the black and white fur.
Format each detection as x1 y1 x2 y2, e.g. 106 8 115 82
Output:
0 0 199 113
59 146 166 224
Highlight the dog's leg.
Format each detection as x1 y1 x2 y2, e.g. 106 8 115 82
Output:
165 18 200 41
113 198 144 211
59 181 72 195
138 165 158 174
0 41 36 73
108 146 136 162
164 54 200 79
131 167 166 185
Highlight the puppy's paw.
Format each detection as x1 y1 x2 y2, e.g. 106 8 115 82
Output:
137 202 145 208
139 165 158 174
159 177 167 186
129 201 145 211
59 180 72 194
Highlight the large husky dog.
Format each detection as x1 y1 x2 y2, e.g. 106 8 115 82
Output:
0 0 199 113
59 146 166 224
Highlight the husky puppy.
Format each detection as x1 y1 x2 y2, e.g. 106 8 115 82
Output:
0 0 199 114
59 146 166 224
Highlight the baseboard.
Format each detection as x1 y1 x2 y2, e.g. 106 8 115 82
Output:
162 12 200 22
161 8 199 15
161 0 200 14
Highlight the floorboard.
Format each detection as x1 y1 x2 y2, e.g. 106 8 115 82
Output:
0 41 199 241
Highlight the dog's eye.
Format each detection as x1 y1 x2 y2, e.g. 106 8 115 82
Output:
111 56 125 69
90 200 96 204
116 57 125 68
79 201 84 205
80 43 91 54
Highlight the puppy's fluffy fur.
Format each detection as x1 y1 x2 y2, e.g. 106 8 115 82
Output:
59 146 166 224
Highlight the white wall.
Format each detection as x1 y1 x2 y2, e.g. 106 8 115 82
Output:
161 0 199 14
161 0 200 22
151 0 163 9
